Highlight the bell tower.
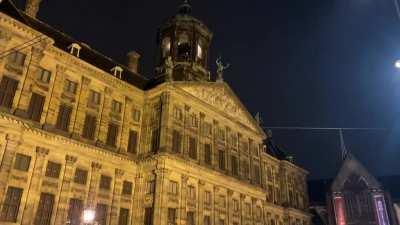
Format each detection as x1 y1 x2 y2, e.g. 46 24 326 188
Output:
155 0 213 82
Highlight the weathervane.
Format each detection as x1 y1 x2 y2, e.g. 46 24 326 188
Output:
216 56 230 82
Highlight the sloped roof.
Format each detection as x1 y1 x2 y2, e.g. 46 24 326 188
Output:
0 0 149 89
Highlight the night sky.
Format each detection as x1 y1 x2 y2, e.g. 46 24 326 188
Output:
12 0 400 180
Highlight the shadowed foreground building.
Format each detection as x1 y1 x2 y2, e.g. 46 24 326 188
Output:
308 154 400 225
0 0 311 225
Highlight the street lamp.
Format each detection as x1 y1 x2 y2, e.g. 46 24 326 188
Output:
83 208 96 225
395 60 400 69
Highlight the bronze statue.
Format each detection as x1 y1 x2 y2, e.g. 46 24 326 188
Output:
216 56 230 82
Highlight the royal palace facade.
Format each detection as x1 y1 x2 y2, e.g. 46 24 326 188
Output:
0 0 310 225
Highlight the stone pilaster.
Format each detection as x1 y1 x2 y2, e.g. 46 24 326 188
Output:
198 180 205 225
239 194 245 225
54 154 78 225
71 76 91 139
180 174 189 225
21 147 49 225
159 92 170 153
153 168 170 225
110 168 125 225
97 87 112 145
213 185 220 225
87 162 102 208
227 190 233 225
132 173 144 225
279 165 288 206
0 134 21 199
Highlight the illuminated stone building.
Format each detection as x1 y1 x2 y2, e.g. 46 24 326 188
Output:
0 0 310 225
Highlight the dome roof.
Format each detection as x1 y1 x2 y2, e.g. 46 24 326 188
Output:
160 0 212 38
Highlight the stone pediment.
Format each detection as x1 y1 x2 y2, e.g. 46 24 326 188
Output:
174 82 266 137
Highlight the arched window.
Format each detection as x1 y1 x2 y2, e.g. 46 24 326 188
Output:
177 33 191 61
162 37 171 58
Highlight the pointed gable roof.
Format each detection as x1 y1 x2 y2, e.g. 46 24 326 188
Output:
173 81 266 138
331 153 382 192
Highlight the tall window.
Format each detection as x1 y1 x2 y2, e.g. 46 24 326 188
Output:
218 150 225 170
147 181 155 194
82 114 97 140
106 123 119 147
8 51 26 66
219 195 226 208
219 219 225 225
89 90 101 105
253 165 261 185
144 207 153 225
14 153 31 171
45 161 61 178
204 191 211 205
204 216 211 225
73 168 88 185
56 104 72 132
27 93 45 122
118 208 130 225
168 208 176 225
188 137 197 159
168 180 178 195
127 130 138 154
162 37 171 58
64 79 78 94
187 211 195 225
122 181 133 195
67 198 83 225
0 186 22 222
204 144 212 165
188 185 196 200
242 160 249 179
172 130 182 153
177 33 191 61
132 108 141 122
95 204 108 225
231 155 238 176
151 128 160 152
36 68 52 83
233 199 239 212
99 175 112 190
111 100 122 114
34 193 55 225
0 76 18 109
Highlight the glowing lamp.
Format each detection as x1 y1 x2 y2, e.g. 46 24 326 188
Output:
83 208 96 224
395 60 400 69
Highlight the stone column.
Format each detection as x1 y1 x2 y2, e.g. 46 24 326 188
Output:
96 87 112 145
153 168 170 225
131 174 144 225
279 164 288 206
199 113 205 165
54 155 78 225
180 175 189 225
0 134 21 199
110 169 125 225
21 147 49 225
87 162 102 208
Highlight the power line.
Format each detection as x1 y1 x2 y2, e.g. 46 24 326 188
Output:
0 35 47 59
263 126 387 131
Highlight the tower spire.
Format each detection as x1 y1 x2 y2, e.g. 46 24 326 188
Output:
339 129 348 160
178 0 192 15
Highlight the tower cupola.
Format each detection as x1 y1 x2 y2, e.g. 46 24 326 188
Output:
155 0 213 82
